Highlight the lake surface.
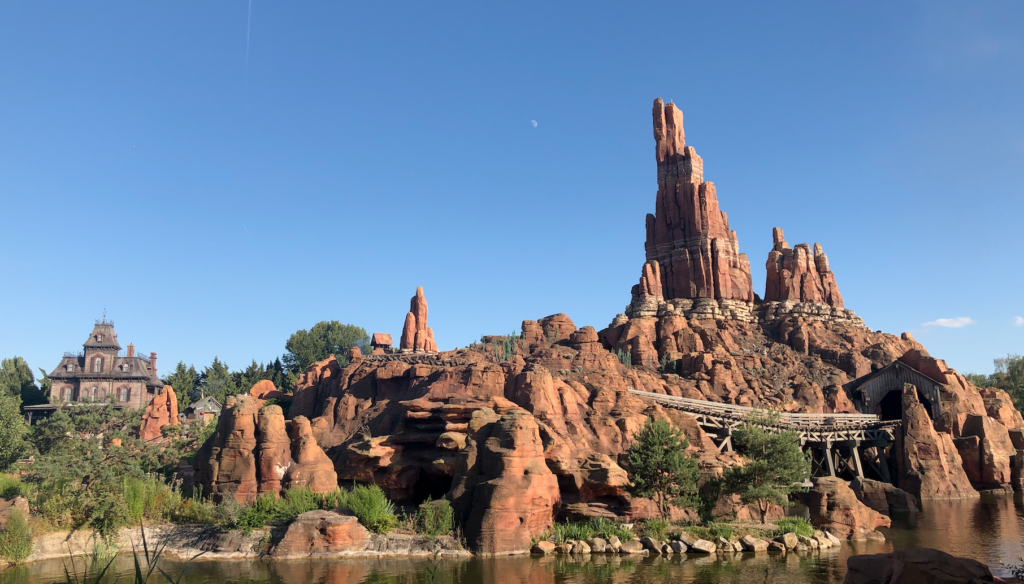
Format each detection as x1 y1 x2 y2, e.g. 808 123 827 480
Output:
5 492 1023 584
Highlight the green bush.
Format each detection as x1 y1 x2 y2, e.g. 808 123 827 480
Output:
278 486 321 520
688 522 733 541
639 518 668 540
0 511 33 563
774 516 814 538
550 521 594 543
344 485 398 534
235 492 279 536
414 497 454 537
547 517 636 544
585 517 634 542
315 488 347 510
0 475 28 499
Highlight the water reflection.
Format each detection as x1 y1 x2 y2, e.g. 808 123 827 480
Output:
4 493 1023 584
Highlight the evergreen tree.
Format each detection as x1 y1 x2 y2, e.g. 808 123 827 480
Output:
164 362 199 407
283 321 370 374
0 391 26 471
0 357 45 406
626 417 700 518
721 411 811 523
197 358 239 405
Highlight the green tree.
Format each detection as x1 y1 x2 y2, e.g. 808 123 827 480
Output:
0 357 45 406
283 321 369 374
0 392 27 471
165 362 199 408
197 358 239 405
721 411 811 524
966 354 1024 411
626 417 700 518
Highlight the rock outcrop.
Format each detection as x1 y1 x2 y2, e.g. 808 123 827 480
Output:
844 548 998 584
631 98 754 322
400 286 438 352
804 477 891 539
195 396 338 503
449 409 559 554
139 386 180 442
956 414 1016 489
896 384 978 500
850 478 919 515
764 228 844 308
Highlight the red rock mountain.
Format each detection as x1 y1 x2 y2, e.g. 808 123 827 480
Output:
643 98 753 305
193 98 1024 554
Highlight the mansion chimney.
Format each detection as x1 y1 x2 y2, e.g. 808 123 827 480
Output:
127 344 135 357
150 352 157 377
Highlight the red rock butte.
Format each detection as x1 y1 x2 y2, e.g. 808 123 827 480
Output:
400 286 438 353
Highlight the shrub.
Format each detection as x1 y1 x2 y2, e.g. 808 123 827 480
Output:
414 497 454 537
0 511 33 563
345 485 398 534
639 518 668 540
585 517 634 542
235 492 279 536
315 488 347 510
0 475 27 499
774 516 814 538
550 521 594 543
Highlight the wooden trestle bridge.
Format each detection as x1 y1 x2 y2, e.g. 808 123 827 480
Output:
628 390 901 484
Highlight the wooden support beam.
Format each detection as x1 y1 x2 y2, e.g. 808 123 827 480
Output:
878 448 892 484
825 441 836 477
852 441 864 479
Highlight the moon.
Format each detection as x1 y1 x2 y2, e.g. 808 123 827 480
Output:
530 120 538 128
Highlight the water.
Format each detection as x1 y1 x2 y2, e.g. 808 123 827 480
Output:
4 492 1022 584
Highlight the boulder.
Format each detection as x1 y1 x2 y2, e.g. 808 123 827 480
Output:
669 540 687 553
689 539 716 554
896 384 979 500
850 478 920 514
960 414 1016 487
843 547 996 584
586 537 607 553
619 540 645 554
270 510 370 558
799 535 819 550
640 536 663 553
768 540 787 552
805 477 891 539
715 536 733 551
0 497 30 529
449 409 559 554
778 532 799 550
531 541 555 554
739 535 768 552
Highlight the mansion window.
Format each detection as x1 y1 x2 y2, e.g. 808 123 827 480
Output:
117 386 131 402
66 364 75 372
93 357 103 373
60 386 72 400
91 386 98 399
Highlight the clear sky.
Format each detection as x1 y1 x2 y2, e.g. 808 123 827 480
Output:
2 1 1022 379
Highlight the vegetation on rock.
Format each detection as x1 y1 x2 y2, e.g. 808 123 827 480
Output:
284 321 369 374
721 412 811 524
626 417 699 518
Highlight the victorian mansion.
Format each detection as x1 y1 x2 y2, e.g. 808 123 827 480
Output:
44 320 164 409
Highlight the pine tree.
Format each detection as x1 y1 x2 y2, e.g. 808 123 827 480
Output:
626 417 700 518
721 411 811 523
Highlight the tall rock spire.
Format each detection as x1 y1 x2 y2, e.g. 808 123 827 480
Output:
643 98 753 303
764 227 845 308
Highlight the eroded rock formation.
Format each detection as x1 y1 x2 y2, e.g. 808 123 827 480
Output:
139 386 180 442
764 228 844 308
804 477 891 539
400 286 438 352
630 98 754 323
896 383 978 500
194 395 338 503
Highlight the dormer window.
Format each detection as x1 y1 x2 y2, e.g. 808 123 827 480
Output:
66 364 75 372
92 357 103 373
95 334 103 342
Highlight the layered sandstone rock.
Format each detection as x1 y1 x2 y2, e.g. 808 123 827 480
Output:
249 379 289 403
958 414 1016 488
270 510 369 558
895 384 978 500
764 228 844 308
449 409 559 554
195 396 338 503
400 286 438 352
804 477 891 539
638 99 753 313
139 386 180 442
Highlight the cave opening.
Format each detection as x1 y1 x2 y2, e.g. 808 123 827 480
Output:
411 471 453 505
878 387 934 421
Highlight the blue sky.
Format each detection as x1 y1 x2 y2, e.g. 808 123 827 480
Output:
1 1 1022 379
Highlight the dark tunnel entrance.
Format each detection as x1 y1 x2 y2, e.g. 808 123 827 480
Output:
878 387 934 421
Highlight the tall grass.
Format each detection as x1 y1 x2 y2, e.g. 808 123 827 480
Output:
344 485 398 534
234 484 399 535
547 517 635 543
0 475 28 499
0 511 32 563
773 516 814 538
